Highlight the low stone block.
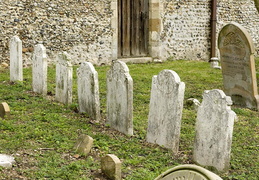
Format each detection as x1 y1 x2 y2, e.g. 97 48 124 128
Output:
101 154 121 180
0 102 10 119
74 134 93 156
0 154 15 168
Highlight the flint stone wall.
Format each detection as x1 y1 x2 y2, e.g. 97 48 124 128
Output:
0 0 112 66
0 0 259 64
162 0 259 61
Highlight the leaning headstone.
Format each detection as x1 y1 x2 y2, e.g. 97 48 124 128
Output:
218 22 259 110
77 62 101 121
10 36 23 81
155 164 223 180
193 89 236 172
32 44 48 95
0 102 10 119
101 154 122 180
106 60 133 135
74 134 93 156
55 52 73 105
146 70 185 153
0 154 15 168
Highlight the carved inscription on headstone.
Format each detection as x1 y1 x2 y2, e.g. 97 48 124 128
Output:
218 22 259 110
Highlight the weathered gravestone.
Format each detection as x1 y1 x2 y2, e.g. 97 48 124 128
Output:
77 62 101 121
10 36 23 81
101 154 122 180
32 44 48 95
55 52 73 105
193 89 236 172
0 102 10 119
74 134 93 156
106 60 133 136
146 70 185 153
155 164 223 180
218 22 259 110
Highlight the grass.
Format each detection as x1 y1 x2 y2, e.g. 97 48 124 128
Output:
0 59 258 179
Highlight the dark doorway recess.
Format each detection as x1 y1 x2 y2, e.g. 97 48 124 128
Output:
118 0 149 57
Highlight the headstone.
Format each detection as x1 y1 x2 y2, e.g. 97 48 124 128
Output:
101 154 122 180
77 62 101 121
106 60 133 135
193 89 236 172
0 154 15 168
32 44 48 95
218 22 259 110
10 36 23 81
74 134 93 156
146 70 185 153
154 164 223 180
55 52 73 105
0 102 10 119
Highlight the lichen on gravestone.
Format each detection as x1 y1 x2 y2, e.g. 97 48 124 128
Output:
74 134 93 156
193 89 236 172
101 154 121 180
146 70 185 153
106 60 133 136
0 102 10 119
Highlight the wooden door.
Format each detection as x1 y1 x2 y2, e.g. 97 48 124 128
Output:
118 0 149 57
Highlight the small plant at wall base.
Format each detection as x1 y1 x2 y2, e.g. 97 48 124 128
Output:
0 60 258 179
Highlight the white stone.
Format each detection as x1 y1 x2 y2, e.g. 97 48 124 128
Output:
0 154 15 168
193 89 236 172
155 164 223 180
55 52 73 105
77 62 101 121
10 36 23 81
106 61 133 135
32 44 48 95
146 70 185 153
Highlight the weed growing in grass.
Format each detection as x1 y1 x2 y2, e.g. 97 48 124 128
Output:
0 60 258 179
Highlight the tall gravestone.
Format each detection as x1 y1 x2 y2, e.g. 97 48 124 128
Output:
146 70 185 153
77 62 101 121
106 60 133 136
32 44 48 95
218 22 259 110
55 52 73 105
10 36 23 81
193 89 236 172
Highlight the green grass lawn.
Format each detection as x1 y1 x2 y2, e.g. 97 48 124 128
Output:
0 60 258 179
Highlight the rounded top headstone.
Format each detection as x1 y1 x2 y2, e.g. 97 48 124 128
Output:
155 164 223 180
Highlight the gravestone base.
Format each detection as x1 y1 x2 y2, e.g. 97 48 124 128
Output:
231 94 259 110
